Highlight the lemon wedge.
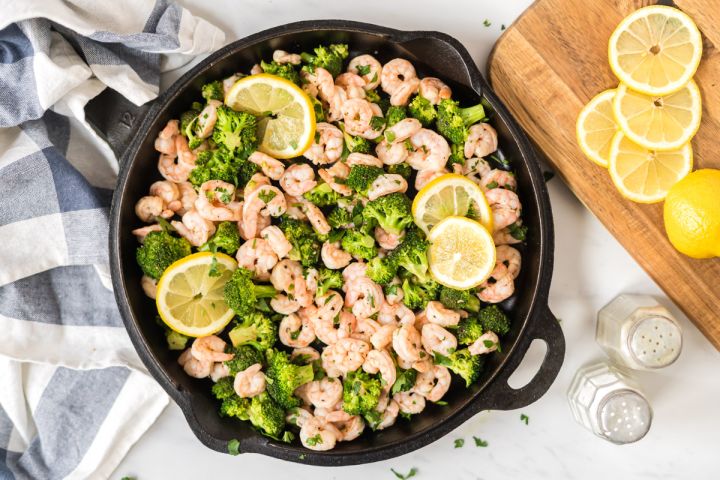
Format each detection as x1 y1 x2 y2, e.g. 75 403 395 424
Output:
156 252 237 337
427 216 496 289
225 73 316 159
576 89 619 168
608 5 702 96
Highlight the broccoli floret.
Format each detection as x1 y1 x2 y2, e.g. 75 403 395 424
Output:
435 349 485 387
212 105 258 158
436 98 486 144
224 267 277 318
316 268 343 297
385 106 407 128
224 345 265 375
248 392 285 439
212 377 251 420
401 277 439 310
265 349 315 409
439 286 480 313
309 95 326 122
447 143 465 171
457 316 483 345
180 104 202 140
362 193 413 235
365 89 391 114
303 182 341 207
199 221 241 256
386 162 412 179
136 231 191 280
202 80 224 101
189 147 259 187
507 222 528 242
407 95 437 127
300 44 349 77
327 207 353 229
341 230 377 260
342 370 382 415
391 367 417 395
260 60 301 85
166 330 189 350
391 228 431 283
278 216 321 267
228 311 277 350
346 165 384 196
366 256 398 286
338 122 371 155
477 305 511 336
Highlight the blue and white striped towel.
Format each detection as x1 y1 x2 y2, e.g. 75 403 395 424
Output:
0 1 225 478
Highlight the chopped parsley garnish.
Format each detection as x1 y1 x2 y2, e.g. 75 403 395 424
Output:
356 64 371 76
305 434 323 446
391 467 418 480
521 413 529 425
227 438 241 455
454 438 464 448
473 436 488 447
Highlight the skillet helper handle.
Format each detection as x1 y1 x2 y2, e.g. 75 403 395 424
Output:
85 88 152 162
483 305 565 411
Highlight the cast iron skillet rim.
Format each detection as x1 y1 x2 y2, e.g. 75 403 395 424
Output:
110 19 556 466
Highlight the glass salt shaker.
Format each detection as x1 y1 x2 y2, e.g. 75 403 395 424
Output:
567 362 652 444
596 294 682 370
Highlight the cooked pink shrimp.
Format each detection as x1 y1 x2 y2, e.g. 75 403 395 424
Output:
195 99 221 139
272 49 301 65
378 301 415 325
301 67 335 100
384 279 404 305
250 64 263 75
342 98 378 137
381 59 417 95
419 77 452 105
141 275 157 299
346 152 383 168
210 363 230 382
385 118 422 144
392 323 422 362
238 211 271 241
321 241 352 270
279 313 316 348
176 182 197 215
335 72 366 99
327 412 365 442
284 193 308 220
314 306 354 345
486 188 521 231
415 168 448 191
370 324 396 350
244 173 271 197
175 135 197 169
236 238 278 281
421 323 457 356
368 174 408 200
376 399 399 430
270 294 301 315
493 225 523 245
496 245 521 279
287 407 313 428
303 122 344 165
351 317 380 343
481 169 517 191
280 163 316 196
243 185 287 238
260 225 292 259
464 123 498 159
390 77 420 106
300 416 340 451
425 301 462 327
222 74 241 95
363 349 396 390
375 139 409 165
325 86 348 123
171 209 216 246
291 346 320 364
345 277 384 318
302 202 331 235
306 377 343 409
154 120 179 155
178 348 212 378
149 181 180 212
305 268 319 298
477 263 515 303
342 262 367 287
318 162 352 196
469 331 500 355
419 365 451 402
408 129 451 171
233 363 266 398
249 151 285 180
321 338 371 377
132 224 162 242
348 54 383 90
135 196 165 222
191 335 233 363
270 259 310 304
195 180 238 222
464 156 492 179
374 227 403 250
158 151 191 183
393 391 426 414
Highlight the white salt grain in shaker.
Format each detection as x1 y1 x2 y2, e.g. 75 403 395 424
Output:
596 294 682 370
567 362 652 444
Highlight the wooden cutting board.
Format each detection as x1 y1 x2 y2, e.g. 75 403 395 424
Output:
488 0 720 349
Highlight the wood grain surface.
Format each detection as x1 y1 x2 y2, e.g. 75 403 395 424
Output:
488 0 720 349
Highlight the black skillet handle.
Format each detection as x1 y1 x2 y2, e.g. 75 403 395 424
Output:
481 305 565 411
85 87 153 162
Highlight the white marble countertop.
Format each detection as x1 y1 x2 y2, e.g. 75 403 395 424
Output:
114 1 720 478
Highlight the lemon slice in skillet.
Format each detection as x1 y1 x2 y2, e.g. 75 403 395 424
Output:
156 252 237 337
225 73 316 159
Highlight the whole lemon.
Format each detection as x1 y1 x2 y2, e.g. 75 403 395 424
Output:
664 169 720 259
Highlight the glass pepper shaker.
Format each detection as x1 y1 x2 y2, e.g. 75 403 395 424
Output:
567 362 652 444
596 294 682 370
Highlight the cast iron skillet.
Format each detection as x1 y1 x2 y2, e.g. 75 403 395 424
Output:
91 20 565 466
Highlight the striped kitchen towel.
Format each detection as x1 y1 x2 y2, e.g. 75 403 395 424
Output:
0 1 225 479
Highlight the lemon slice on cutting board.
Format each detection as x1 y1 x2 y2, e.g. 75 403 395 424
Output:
576 89 619 167
156 252 237 337
608 5 702 96
613 80 701 151
608 131 693 204
412 174 493 235
225 73 316 159
427 216 497 289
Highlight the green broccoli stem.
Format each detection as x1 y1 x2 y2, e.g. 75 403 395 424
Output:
459 103 486 127
254 285 277 299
